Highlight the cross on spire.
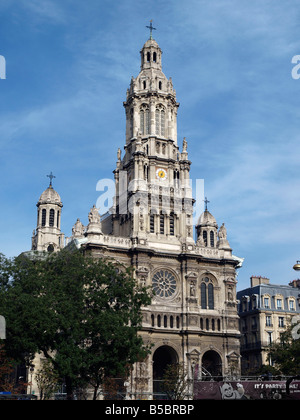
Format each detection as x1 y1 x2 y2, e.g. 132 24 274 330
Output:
47 171 56 187
204 197 210 211
146 20 156 40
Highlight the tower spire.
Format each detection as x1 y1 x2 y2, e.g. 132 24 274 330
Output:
146 20 156 40
47 171 56 187
204 197 210 211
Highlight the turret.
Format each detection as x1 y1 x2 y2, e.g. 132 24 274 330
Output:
31 173 64 252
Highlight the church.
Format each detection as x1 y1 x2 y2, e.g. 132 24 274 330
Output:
30 30 243 399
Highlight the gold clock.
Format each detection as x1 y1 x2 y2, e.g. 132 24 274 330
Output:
156 167 167 180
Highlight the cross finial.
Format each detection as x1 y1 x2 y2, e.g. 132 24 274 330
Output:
47 171 56 187
204 197 210 211
146 20 156 40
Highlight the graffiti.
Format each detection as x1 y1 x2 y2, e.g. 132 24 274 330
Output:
194 380 300 400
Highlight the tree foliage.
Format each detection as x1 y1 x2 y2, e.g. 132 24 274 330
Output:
0 249 152 399
161 362 190 400
34 359 59 400
268 321 300 376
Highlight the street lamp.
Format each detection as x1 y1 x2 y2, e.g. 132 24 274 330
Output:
293 261 300 271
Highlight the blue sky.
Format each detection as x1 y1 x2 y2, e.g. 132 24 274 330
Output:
0 0 300 291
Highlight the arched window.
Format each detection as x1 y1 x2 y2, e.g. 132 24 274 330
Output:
174 170 180 188
49 209 55 227
176 316 180 328
201 278 215 310
153 52 157 62
151 314 155 327
42 209 47 227
170 213 174 236
159 81 162 90
208 283 214 309
206 318 209 330
144 164 149 180
140 105 150 135
47 244 54 253
147 52 150 62
143 80 146 89
57 210 60 228
203 230 207 247
170 316 174 328
160 213 164 234
130 108 134 138
150 214 155 233
201 283 207 309
157 315 161 327
155 105 166 137
210 230 214 247
164 315 167 328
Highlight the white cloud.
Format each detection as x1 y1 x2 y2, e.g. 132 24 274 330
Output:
19 0 66 24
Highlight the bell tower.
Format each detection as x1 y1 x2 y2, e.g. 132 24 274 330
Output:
31 173 64 252
111 31 194 244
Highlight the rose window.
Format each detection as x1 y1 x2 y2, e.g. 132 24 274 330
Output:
152 270 177 298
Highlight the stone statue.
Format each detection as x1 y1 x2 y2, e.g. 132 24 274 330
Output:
88 205 101 225
218 223 227 240
72 218 85 237
117 148 121 161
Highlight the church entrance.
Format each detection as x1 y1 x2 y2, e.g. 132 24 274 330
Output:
202 350 222 379
153 346 178 399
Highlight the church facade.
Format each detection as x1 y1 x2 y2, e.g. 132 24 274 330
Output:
31 34 243 399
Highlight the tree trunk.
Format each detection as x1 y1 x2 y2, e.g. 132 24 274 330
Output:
65 376 74 400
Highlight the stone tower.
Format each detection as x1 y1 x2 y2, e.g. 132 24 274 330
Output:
110 36 194 249
31 175 64 252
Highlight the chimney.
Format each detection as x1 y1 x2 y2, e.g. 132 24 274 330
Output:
250 276 270 287
289 279 300 288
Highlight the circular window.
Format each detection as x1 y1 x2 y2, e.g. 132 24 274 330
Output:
152 270 177 298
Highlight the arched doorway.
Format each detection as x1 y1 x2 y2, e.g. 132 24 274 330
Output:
153 345 178 399
202 350 222 379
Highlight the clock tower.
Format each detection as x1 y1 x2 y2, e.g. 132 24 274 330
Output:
111 35 194 245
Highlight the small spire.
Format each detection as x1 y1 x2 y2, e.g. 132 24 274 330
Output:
204 197 210 211
146 20 156 40
47 171 56 187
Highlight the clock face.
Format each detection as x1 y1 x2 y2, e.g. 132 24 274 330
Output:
156 167 167 180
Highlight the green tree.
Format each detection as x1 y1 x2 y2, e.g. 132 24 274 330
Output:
0 249 152 400
268 320 300 376
35 359 59 400
161 363 190 400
